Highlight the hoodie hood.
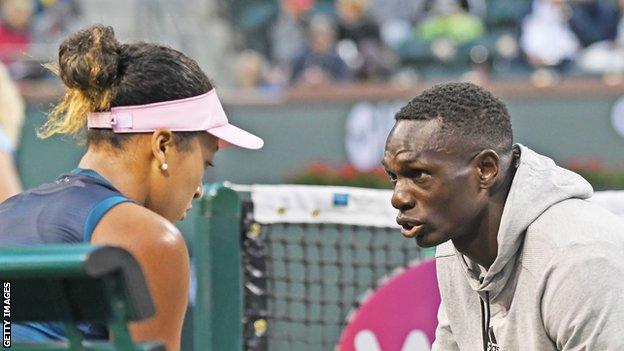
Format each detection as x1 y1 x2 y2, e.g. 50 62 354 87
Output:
457 144 593 296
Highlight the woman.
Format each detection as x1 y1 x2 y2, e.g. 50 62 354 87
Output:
0 25 263 351
0 129 21 202
0 60 24 202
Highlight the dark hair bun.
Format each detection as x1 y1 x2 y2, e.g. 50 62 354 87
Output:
58 24 121 93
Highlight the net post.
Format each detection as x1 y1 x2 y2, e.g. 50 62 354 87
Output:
241 199 269 351
193 183 243 351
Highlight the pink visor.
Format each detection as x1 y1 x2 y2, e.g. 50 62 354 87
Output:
87 90 264 149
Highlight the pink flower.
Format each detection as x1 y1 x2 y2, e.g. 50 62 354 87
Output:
307 160 332 176
338 164 359 180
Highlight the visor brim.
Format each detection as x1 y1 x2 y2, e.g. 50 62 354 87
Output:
207 123 264 150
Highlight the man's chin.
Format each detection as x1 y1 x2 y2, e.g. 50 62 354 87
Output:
415 230 449 248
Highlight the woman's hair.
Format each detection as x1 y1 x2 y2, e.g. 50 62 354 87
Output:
39 24 212 149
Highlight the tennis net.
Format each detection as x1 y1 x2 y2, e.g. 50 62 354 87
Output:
238 185 435 351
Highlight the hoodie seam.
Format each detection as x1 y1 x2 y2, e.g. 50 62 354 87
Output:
518 261 540 286
518 226 558 284
435 253 456 258
523 201 591 257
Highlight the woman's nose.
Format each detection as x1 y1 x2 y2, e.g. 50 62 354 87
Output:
194 184 204 199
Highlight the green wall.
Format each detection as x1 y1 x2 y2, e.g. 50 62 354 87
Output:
507 97 624 165
17 106 85 189
16 95 624 189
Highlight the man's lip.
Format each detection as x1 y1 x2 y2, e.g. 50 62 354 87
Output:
400 223 424 238
396 216 424 227
396 216 425 238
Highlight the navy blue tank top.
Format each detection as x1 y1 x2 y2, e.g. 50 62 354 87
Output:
0 168 132 342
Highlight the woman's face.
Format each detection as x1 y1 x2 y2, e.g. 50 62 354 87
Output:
146 132 219 222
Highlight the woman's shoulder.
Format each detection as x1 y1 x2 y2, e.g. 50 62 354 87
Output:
90 202 186 256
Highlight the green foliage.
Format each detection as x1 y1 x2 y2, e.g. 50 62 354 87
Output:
288 161 393 189
290 158 624 191
566 158 624 190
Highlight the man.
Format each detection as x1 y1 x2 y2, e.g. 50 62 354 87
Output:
382 82 624 350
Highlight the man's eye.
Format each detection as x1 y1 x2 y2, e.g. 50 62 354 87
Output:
387 171 397 183
410 170 430 182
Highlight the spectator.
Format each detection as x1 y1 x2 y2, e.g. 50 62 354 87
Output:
235 49 271 90
370 0 485 25
372 0 424 52
31 0 82 50
337 0 380 44
415 0 485 45
291 14 351 85
577 0 624 74
568 0 620 48
0 61 23 202
270 0 314 68
0 0 35 63
336 0 396 80
520 0 580 71
371 0 424 24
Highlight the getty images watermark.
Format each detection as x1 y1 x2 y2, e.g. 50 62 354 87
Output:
2 281 9 348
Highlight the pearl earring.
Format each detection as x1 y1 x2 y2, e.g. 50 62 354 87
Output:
160 163 169 171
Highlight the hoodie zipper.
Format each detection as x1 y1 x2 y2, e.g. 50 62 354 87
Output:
479 278 491 351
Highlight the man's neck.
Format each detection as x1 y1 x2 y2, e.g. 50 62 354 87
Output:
452 159 518 270
451 206 502 270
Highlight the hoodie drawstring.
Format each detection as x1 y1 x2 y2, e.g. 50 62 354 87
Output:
480 291 491 351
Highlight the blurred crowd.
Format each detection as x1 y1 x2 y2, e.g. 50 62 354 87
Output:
0 0 80 80
2 0 624 88
228 0 624 89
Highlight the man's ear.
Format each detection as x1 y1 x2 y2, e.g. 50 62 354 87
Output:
151 128 174 166
473 149 500 189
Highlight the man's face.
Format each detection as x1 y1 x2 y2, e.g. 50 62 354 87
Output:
382 119 487 247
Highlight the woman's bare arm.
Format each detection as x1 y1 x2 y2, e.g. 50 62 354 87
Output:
91 203 190 351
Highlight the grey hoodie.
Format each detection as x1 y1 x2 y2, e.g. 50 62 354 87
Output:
432 145 624 351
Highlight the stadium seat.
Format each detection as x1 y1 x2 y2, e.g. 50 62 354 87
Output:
484 0 532 29
0 244 164 351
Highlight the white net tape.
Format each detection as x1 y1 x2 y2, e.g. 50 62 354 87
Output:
250 184 399 228
248 184 624 227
